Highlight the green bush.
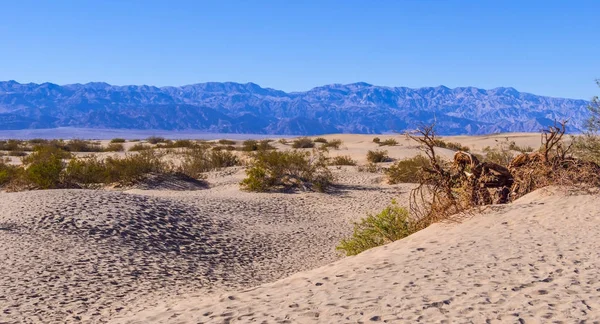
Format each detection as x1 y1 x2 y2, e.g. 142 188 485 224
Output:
179 147 239 178
432 139 470 152
104 143 124 152
313 137 328 143
366 149 390 163
0 140 24 152
104 150 168 185
22 146 68 189
572 134 600 165
65 155 109 187
329 155 357 166
378 138 398 146
110 138 126 143
64 139 103 152
483 143 515 165
386 155 430 184
212 145 236 151
241 139 275 151
0 158 21 187
291 137 315 149
337 200 417 256
240 149 333 192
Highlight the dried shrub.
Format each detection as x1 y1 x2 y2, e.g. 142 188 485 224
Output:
157 139 199 149
179 147 239 178
0 158 21 188
278 138 288 145
129 143 152 151
386 155 430 184
358 162 380 173
64 139 103 152
378 138 398 146
329 155 357 166
372 137 381 144
146 136 167 145
482 139 516 165
240 149 333 192
103 150 169 185
0 140 25 152
212 145 236 151
218 139 236 145
104 143 124 152
337 200 417 256
572 134 600 165
110 138 126 143
241 139 275 152
432 139 470 152
313 137 328 143
366 149 390 163
8 151 27 157
323 139 343 150
291 137 315 149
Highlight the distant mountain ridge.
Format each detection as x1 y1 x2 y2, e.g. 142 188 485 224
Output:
0 80 591 135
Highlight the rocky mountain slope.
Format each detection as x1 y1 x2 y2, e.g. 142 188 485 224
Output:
0 81 590 134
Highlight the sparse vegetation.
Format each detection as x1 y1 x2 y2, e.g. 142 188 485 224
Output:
241 139 275 152
386 155 430 184
218 139 236 145
129 143 152 151
372 137 381 144
337 201 417 256
104 143 125 152
291 137 315 149
21 146 70 189
313 137 328 143
329 155 357 166
240 149 333 192
323 139 343 150
178 147 239 178
378 138 398 146
64 139 103 152
432 139 470 152
146 136 167 145
110 138 126 143
366 149 390 163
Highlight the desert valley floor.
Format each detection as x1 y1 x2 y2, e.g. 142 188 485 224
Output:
1 134 599 323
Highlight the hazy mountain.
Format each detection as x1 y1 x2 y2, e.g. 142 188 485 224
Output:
0 81 591 135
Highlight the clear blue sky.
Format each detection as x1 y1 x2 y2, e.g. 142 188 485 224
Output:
1 0 598 99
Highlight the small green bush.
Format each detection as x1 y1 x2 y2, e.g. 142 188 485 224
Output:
241 139 275 151
378 138 398 146
22 146 68 189
65 139 103 152
572 134 600 164
212 145 236 151
104 143 125 152
241 149 333 192
337 200 417 256
366 149 390 163
329 155 357 166
0 158 21 187
508 141 534 153
386 155 430 184
314 137 328 143
104 150 168 185
483 144 515 165
65 155 109 187
110 138 126 143
291 137 315 149
432 139 470 152
179 147 239 178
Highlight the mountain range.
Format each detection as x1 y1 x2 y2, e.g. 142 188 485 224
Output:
0 80 591 135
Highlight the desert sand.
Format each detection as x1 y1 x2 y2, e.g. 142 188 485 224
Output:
1 133 597 323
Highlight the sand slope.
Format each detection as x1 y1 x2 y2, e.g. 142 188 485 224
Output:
120 187 600 323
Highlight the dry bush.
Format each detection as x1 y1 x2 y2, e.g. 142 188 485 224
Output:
0 158 21 188
323 139 343 150
129 143 152 151
336 200 418 256
218 139 236 145
482 139 516 165
178 147 239 178
240 149 333 192
329 155 357 166
8 151 27 157
372 137 381 144
378 138 398 146
358 162 380 173
241 139 275 152
157 139 198 149
103 150 170 185
104 143 124 152
433 139 470 152
313 137 328 143
366 149 390 163
291 137 315 149
278 138 288 145
0 140 25 152
572 134 600 165
146 136 167 144
110 138 126 143
212 145 236 151
386 155 430 184
64 139 103 152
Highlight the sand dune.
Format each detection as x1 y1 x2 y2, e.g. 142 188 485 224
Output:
120 187 600 323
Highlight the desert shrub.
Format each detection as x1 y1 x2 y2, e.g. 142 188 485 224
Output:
329 155 357 166
432 139 470 152
372 137 381 144
179 147 239 178
483 140 515 165
104 150 168 185
291 137 315 149
508 142 534 153
572 134 600 164
104 143 125 152
212 145 236 151
0 140 24 152
146 136 167 145
8 151 27 157
64 139 103 152
378 138 398 146
110 138 126 143
278 138 288 145
218 139 236 145
21 146 68 189
28 138 47 145
0 158 21 187
366 149 390 163
241 139 275 151
240 149 333 192
129 143 152 151
64 155 109 187
313 137 328 143
386 155 430 184
323 139 343 150
337 201 417 256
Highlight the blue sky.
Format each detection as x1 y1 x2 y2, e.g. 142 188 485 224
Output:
1 0 598 99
